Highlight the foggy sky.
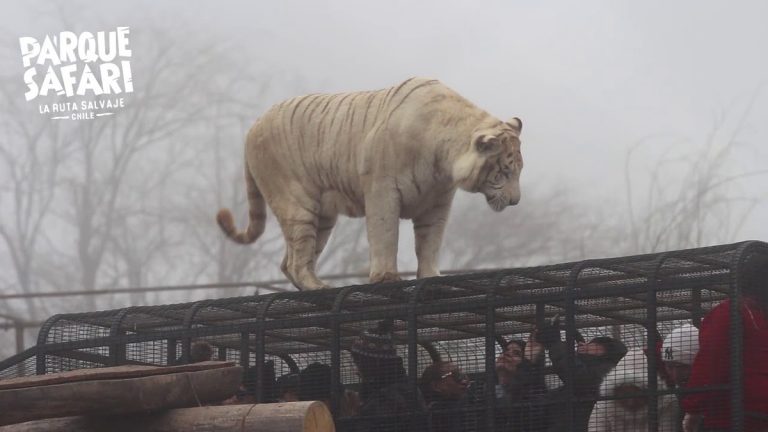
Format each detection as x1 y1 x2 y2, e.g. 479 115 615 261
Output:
3 0 768 250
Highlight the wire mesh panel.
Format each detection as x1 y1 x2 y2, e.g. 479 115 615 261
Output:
38 311 117 345
334 315 429 432
415 312 487 432
0 240 765 431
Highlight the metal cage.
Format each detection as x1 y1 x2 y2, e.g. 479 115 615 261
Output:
1 240 765 431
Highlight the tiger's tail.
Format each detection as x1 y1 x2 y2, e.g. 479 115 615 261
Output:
216 164 266 244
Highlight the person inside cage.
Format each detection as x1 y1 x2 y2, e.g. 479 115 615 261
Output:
349 318 427 431
536 315 628 432
419 360 472 432
681 253 768 432
494 333 549 432
299 363 331 405
277 372 300 402
587 323 699 432
220 360 277 405
189 340 214 363
662 324 699 390
298 362 361 418
173 340 214 364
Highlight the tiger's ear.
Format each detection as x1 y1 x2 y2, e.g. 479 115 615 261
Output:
474 134 502 155
506 117 522 133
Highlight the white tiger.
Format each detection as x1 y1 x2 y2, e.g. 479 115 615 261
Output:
217 77 524 290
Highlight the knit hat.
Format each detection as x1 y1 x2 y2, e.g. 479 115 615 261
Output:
190 341 214 363
350 319 399 359
662 324 699 365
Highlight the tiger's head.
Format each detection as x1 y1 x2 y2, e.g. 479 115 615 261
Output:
453 117 524 212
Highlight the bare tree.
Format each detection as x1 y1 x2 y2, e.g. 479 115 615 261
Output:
438 186 617 270
0 77 69 319
179 114 285 295
308 183 615 283
30 28 257 310
176 75 315 294
624 100 768 254
102 206 173 307
0 10 309 315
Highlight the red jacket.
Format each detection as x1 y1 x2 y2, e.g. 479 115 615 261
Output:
681 298 768 431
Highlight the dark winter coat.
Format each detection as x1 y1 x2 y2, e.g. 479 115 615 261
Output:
545 341 621 432
424 390 472 432
354 377 427 432
495 357 550 432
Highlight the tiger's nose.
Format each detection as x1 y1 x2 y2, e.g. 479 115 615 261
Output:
509 197 520 205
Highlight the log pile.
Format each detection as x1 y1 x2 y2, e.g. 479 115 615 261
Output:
0 362 335 432
0 402 334 432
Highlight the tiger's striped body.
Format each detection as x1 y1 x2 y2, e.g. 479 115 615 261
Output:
217 78 523 290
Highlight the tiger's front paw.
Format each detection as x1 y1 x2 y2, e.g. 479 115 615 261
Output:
417 267 440 279
370 271 401 284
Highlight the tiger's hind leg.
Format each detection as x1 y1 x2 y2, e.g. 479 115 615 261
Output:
280 253 298 288
315 215 338 263
273 198 329 291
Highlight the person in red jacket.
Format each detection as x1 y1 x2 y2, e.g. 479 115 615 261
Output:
681 253 768 432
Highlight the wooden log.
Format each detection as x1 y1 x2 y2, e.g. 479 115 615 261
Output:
0 402 335 432
0 361 236 391
0 364 242 426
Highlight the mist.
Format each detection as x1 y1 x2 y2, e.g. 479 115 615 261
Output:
1 0 767 356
